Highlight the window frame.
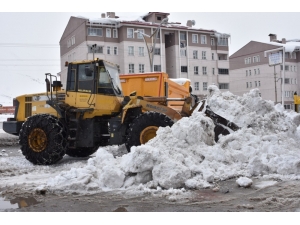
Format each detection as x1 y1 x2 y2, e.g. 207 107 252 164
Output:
127 28 134 38
129 63 134 73
192 34 198 43
200 35 207 44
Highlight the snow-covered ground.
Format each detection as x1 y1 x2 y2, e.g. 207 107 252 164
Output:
1 85 300 197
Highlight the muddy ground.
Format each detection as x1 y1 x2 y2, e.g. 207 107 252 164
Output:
0 130 300 212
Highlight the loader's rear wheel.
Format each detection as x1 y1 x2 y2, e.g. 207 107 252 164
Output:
19 114 67 165
66 146 99 158
125 112 174 152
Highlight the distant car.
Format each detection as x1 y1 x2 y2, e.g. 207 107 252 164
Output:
0 104 2 107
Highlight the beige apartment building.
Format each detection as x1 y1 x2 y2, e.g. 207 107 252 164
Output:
229 34 300 110
59 12 230 98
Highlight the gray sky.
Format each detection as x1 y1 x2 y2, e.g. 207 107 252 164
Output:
0 2 299 105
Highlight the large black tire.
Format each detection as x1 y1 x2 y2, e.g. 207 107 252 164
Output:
19 114 67 165
214 124 230 142
66 146 99 158
125 112 174 152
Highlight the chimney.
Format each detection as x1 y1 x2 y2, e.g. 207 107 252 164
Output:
101 13 105 18
269 33 277 42
282 38 286 44
107 12 115 18
186 20 193 27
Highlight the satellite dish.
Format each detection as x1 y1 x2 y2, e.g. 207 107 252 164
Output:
191 20 196 26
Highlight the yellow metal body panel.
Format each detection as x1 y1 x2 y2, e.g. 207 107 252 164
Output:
15 92 61 121
64 92 123 118
120 72 190 111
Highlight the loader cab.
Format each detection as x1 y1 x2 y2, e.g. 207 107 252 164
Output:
66 59 123 97
65 59 124 111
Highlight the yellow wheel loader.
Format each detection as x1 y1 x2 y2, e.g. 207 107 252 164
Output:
3 59 239 165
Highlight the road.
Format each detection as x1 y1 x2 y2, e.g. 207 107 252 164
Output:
0 131 300 212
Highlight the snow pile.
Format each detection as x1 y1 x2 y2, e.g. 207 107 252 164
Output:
44 85 300 193
236 177 252 187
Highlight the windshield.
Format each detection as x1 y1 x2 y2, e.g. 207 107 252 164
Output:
103 61 123 96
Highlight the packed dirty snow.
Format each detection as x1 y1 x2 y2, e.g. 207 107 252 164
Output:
1 85 300 194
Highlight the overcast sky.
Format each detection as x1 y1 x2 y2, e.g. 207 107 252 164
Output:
0 1 299 105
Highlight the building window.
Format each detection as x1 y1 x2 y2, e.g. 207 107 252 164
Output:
212 68 215 75
129 64 134 73
181 66 188 73
192 34 198 43
254 69 257 75
258 68 260 74
154 48 160 55
154 65 161 72
202 67 207 75
114 47 118 55
246 70 248 76
180 32 186 41
107 46 111 55
139 64 145 73
246 82 248 88
250 82 252 88
248 57 251 64
195 82 199 91
285 91 290 98
284 104 291 109
87 27 102 36
67 39 71 48
211 38 215 46
281 65 289 71
294 66 297 72
249 70 251 75
137 29 144 39
200 35 207 44
139 47 144 56
106 28 111 38
218 37 228 46
194 66 199 75
157 16 161 21
285 78 290 84
181 49 187 56
258 81 261 86
202 51 206 59
193 50 198 59
71 36 75 45
113 29 118 38
212 53 214 60
127 28 134 38
203 82 208 91
128 46 134 56
291 66 293 72
218 68 229 75
255 81 257 87
245 58 248 64
219 83 229 89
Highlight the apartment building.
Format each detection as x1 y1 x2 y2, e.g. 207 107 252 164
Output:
229 34 300 110
59 12 230 98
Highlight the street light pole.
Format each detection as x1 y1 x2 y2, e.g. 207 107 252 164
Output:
134 18 169 72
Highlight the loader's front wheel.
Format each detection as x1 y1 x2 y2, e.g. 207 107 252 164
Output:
66 146 99 158
19 114 67 165
125 112 174 152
